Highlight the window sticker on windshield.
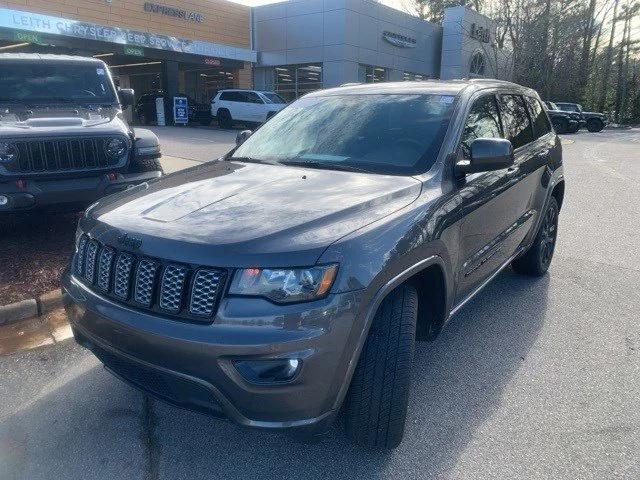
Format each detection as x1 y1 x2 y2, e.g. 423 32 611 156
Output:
97 68 105 75
440 95 455 104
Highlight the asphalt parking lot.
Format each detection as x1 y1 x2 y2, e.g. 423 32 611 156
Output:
1 128 638 479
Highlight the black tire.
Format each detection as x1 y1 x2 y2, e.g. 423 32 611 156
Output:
553 118 568 134
217 109 233 129
344 284 418 449
566 122 580 134
128 157 163 174
587 118 604 132
512 196 559 276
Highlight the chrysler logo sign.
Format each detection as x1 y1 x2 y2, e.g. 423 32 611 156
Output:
144 2 203 23
382 31 417 48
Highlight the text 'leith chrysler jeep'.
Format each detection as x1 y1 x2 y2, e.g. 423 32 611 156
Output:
64 79 564 449
0 54 162 213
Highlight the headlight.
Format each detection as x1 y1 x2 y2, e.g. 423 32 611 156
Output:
104 137 128 159
0 142 19 163
229 264 338 303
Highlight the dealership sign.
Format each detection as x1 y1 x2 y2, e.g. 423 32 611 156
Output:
143 2 203 23
0 7 256 62
382 31 417 48
470 23 491 43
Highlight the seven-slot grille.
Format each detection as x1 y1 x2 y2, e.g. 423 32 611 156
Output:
6 137 126 175
74 235 226 320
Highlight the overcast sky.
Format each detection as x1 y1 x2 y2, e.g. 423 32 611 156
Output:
232 0 410 12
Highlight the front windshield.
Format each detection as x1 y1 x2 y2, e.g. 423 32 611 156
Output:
0 62 117 104
261 92 287 104
232 93 455 175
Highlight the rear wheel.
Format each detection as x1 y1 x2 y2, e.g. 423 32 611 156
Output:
217 109 233 129
587 118 604 132
512 196 559 276
344 284 418 449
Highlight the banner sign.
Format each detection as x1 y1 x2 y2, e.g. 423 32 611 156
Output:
173 97 188 125
0 7 256 62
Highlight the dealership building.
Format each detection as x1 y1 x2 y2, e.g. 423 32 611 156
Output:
0 0 511 121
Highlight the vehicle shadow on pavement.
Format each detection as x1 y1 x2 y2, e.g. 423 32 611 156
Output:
0 269 549 480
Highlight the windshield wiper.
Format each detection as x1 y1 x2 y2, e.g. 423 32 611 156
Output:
229 156 280 166
279 159 374 174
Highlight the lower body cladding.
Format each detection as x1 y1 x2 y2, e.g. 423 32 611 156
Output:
62 271 365 435
0 170 161 213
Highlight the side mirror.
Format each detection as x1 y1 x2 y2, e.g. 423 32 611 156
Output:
118 88 135 107
236 129 252 146
456 138 514 176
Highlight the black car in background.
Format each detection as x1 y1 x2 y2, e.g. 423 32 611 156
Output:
134 91 212 126
544 101 579 134
0 54 162 214
554 102 607 132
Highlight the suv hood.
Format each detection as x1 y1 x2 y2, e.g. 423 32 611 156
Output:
83 161 422 267
0 105 124 136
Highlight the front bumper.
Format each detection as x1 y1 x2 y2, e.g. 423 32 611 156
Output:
0 170 161 213
62 270 365 433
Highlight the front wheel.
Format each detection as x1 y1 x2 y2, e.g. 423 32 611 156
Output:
512 196 559 276
587 119 604 132
566 122 580 134
553 118 568 134
344 284 418 449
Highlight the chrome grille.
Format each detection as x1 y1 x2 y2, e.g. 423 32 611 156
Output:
97 247 115 292
114 253 134 300
190 269 223 317
73 235 226 320
75 235 88 276
160 265 188 313
84 240 99 284
6 136 127 175
134 259 158 307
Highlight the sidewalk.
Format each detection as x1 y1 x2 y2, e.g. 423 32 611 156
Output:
0 308 71 356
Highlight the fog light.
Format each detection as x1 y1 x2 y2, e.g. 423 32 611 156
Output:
234 358 301 385
0 195 8 206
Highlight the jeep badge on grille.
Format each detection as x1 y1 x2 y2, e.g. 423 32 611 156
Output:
117 232 143 251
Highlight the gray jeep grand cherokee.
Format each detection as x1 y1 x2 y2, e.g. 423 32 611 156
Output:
0 54 162 213
63 80 565 448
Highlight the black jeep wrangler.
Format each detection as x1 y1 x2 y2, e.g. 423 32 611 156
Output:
544 101 580 134
554 102 608 132
0 54 162 213
64 79 564 449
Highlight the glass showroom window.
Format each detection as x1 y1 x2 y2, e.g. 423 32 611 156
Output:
274 64 323 101
358 65 387 83
403 72 428 81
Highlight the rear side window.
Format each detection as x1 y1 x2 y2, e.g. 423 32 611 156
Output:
220 92 241 102
461 95 503 159
240 92 263 104
526 97 552 138
499 94 535 149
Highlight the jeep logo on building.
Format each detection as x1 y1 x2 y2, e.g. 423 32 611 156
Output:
117 232 143 250
470 23 491 43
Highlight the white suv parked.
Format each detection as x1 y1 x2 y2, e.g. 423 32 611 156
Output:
211 90 287 128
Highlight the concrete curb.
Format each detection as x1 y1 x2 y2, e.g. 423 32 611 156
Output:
0 289 63 326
